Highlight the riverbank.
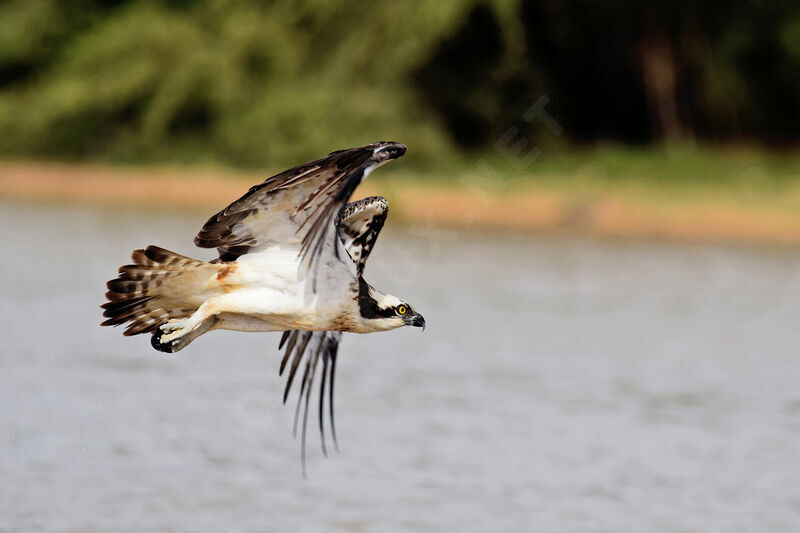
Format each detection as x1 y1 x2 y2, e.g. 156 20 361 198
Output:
2 159 800 245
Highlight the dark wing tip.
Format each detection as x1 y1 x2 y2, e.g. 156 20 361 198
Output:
331 142 405 164
372 142 406 161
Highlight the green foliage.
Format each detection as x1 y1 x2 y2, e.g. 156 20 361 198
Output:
0 0 474 166
0 0 799 168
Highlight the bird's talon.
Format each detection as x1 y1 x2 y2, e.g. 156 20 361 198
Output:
160 319 187 333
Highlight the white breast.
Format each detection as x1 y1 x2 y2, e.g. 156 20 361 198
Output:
213 241 360 332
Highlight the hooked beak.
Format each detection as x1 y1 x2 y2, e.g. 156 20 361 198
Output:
409 312 426 331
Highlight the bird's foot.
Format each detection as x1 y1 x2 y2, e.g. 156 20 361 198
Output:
153 315 216 353
158 319 195 345
160 318 187 333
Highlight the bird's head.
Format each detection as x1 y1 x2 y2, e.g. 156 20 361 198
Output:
357 277 425 332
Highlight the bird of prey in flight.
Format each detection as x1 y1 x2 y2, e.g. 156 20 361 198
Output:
101 142 425 470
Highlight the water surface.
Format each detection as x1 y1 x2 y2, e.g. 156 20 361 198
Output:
2 202 800 532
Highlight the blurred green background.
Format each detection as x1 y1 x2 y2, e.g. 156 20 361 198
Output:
2 0 800 171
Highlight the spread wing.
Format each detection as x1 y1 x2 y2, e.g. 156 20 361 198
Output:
278 330 342 476
336 195 389 276
278 196 390 472
200 144 401 472
194 142 406 277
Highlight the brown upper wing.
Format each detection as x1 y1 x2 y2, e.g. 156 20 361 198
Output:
194 142 406 271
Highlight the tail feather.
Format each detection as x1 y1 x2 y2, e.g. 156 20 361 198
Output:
101 245 214 337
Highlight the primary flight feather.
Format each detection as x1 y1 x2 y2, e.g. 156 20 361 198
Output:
101 142 425 470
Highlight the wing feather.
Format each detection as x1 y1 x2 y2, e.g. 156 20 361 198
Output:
275 196 389 464
194 142 406 275
278 331 342 469
336 195 389 276
201 144 402 468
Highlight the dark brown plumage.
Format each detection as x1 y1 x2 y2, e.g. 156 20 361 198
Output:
194 142 405 275
101 246 214 336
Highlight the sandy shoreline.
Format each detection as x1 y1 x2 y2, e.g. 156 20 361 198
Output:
3 161 800 245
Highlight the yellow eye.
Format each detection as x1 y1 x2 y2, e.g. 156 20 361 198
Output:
398 305 407 315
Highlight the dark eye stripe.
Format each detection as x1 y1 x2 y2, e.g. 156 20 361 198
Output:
357 277 398 319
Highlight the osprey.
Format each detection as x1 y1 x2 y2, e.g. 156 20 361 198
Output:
101 142 425 468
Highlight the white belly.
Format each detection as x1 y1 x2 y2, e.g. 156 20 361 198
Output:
207 245 360 333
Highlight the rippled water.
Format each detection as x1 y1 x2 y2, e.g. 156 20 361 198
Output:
2 201 800 533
